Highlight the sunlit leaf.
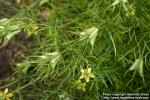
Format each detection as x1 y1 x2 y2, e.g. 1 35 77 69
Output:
0 18 24 48
39 0 49 5
39 52 61 70
0 26 5 30
111 0 127 6
138 58 144 78
0 18 10 25
129 57 144 79
129 59 139 71
0 30 21 48
80 27 98 47
50 52 61 69
111 0 120 6
89 28 98 47
16 60 31 74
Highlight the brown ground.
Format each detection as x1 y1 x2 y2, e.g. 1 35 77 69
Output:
0 0 41 79
0 33 34 79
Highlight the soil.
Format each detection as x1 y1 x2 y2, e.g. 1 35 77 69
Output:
0 33 34 79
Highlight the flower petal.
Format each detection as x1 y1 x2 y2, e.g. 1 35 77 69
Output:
0 93 3 96
90 73 95 78
4 88 8 94
85 78 90 82
87 68 91 73
6 97 11 100
79 75 84 79
7 93 13 97
80 68 84 73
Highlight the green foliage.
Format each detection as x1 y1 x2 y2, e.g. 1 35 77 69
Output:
0 18 24 48
0 0 150 99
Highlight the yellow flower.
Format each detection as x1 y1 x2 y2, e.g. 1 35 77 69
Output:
125 4 135 16
76 80 86 92
25 23 38 36
79 67 95 82
0 88 13 100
